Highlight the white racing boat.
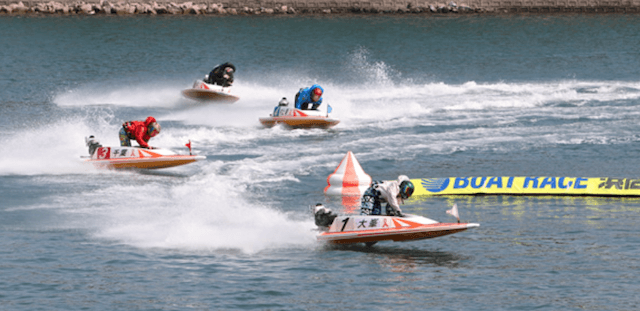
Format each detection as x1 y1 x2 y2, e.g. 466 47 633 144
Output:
259 98 339 129
181 79 239 103
313 204 479 246
83 136 205 170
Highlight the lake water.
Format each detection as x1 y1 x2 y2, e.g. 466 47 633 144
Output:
1 14 640 310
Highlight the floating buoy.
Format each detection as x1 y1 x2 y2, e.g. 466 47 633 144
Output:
324 151 372 197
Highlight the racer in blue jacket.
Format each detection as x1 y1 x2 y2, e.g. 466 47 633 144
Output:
295 84 324 110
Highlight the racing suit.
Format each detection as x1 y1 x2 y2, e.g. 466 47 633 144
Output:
119 116 156 149
206 62 235 87
360 176 409 216
294 84 324 110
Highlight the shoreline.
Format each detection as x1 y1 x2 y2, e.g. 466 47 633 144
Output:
2 0 640 15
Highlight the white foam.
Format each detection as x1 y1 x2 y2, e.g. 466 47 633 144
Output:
0 120 98 175
54 81 186 108
58 171 317 253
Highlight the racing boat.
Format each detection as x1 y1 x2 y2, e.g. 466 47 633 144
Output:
181 79 239 103
313 204 479 246
259 98 339 129
83 136 205 170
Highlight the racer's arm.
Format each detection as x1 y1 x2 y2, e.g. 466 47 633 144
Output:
380 182 402 213
133 128 151 149
226 70 234 85
311 97 323 110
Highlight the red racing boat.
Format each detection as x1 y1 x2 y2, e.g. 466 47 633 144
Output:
313 205 479 246
182 79 239 103
259 99 339 129
83 137 205 170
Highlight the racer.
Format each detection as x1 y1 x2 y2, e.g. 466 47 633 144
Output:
294 84 324 110
119 116 161 149
205 62 235 87
85 135 102 156
313 204 337 229
360 175 415 217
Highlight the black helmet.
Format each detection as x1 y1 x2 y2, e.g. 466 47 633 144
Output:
399 180 414 199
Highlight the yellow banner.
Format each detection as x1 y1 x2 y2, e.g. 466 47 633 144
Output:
412 176 640 196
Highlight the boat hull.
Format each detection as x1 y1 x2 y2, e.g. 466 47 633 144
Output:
260 106 339 129
182 80 239 103
259 116 340 129
317 214 479 245
85 146 205 170
89 155 205 170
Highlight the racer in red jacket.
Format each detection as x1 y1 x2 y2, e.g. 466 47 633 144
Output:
119 116 161 149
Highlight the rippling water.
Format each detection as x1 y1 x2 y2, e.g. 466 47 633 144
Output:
1 14 640 310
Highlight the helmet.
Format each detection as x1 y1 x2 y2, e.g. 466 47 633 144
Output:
278 97 289 106
148 122 161 137
313 88 323 97
399 180 414 199
85 135 98 147
314 203 337 227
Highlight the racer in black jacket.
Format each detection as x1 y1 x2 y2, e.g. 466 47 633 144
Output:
206 62 235 87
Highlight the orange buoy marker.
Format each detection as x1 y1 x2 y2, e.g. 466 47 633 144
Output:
324 151 372 197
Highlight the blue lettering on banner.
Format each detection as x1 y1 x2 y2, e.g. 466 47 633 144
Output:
523 177 539 188
470 177 486 189
425 176 592 192
575 177 587 189
486 176 502 188
454 177 469 189
540 177 557 189
421 178 450 193
558 177 568 189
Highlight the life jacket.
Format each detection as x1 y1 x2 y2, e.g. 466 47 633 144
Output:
122 121 137 139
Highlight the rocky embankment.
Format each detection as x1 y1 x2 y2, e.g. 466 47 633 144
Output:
0 1 475 14
1 0 638 15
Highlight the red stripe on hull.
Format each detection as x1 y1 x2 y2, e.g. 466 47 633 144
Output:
259 117 339 129
89 156 200 170
321 228 469 244
318 222 474 245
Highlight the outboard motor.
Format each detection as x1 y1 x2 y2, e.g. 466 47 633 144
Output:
278 97 289 107
314 204 337 229
85 135 102 156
